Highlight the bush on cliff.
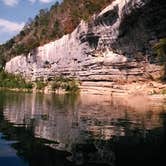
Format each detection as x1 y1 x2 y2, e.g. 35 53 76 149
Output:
153 38 166 80
0 70 33 89
51 77 79 93
35 81 47 90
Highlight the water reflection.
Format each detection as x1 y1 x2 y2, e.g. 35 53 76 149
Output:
0 91 166 166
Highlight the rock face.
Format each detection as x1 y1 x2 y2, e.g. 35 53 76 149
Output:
5 0 166 84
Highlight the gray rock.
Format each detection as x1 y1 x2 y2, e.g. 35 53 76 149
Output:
5 0 165 83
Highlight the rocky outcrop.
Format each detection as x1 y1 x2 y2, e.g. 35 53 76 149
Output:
5 0 166 86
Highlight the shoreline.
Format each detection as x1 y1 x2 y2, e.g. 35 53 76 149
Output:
80 81 166 97
1 81 166 100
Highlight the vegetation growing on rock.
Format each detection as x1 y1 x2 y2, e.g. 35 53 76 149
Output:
0 70 79 93
153 38 166 80
51 77 80 93
0 70 33 89
35 81 47 90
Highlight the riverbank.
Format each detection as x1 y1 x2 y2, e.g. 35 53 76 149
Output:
0 71 80 94
1 80 166 101
1 70 166 98
79 81 166 98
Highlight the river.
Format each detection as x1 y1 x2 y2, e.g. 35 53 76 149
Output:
0 91 165 166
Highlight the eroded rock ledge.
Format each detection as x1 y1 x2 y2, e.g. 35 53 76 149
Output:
5 0 166 94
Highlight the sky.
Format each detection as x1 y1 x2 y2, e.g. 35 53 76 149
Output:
0 0 61 44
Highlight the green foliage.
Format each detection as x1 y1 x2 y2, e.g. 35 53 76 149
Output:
0 71 79 93
53 20 60 34
51 76 79 92
153 38 166 80
161 89 166 94
153 38 166 60
0 70 33 89
5 39 15 49
0 57 6 69
36 81 47 90
0 45 6 68
14 44 29 55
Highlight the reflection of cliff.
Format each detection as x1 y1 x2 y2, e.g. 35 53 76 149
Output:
3 92 165 149
78 94 165 139
3 93 83 152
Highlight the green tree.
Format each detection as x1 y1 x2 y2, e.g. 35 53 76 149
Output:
153 38 166 80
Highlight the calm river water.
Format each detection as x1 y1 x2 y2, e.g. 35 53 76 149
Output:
0 91 165 166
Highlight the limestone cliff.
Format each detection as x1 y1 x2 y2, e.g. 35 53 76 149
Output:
5 0 166 87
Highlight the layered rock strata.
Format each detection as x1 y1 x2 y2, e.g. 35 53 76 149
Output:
5 0 166 91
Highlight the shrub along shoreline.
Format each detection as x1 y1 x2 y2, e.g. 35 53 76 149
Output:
0 70 33 90
0 70 80 93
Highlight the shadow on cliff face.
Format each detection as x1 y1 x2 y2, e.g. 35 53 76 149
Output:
114 0 166 60
83 5 119 51
94 5 119 27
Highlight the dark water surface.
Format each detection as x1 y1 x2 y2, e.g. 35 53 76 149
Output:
0 91 165 166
